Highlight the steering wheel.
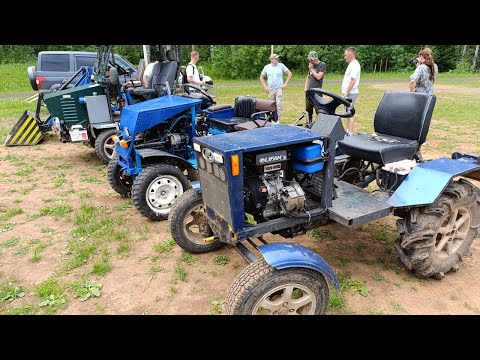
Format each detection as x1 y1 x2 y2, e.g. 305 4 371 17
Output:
305 88 355 118
182 84 214 104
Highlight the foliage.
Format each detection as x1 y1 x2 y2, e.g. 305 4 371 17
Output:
70 279 102 301
213 255 230 266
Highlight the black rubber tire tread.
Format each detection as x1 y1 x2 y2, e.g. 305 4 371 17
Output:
395 179 480 279
131 164 190 221
226 258 329 315
107 153 132 197
94 128 118 164
169 189 221 253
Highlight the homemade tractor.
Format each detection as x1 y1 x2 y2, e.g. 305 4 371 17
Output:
169 88 480 315
107 84 278 220
5 45 132 163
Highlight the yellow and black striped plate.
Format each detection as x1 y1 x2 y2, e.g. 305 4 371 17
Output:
4 110 44 146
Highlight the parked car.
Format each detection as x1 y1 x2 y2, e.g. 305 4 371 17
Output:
27 51 137 93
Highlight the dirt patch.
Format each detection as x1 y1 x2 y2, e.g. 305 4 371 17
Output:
1 137 480 315
372 82 480 95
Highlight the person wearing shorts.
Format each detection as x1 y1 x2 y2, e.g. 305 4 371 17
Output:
260 53 292 123
342 47 361 135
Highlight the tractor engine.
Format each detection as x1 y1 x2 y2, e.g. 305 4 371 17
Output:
243 150 306 221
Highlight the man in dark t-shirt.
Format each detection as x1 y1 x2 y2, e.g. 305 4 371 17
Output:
304 51 326 123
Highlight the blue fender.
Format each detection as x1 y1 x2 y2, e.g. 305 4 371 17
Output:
388 157 480 208
135 148 196 171
191 180 201 192
258 243 340 291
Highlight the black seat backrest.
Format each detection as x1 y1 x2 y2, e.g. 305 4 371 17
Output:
148 51 167 89
148 62 165 89
159 50 178 94
374 91 436 145
234 96 257 118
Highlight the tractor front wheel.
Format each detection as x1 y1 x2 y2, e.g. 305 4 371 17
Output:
169 189 222 253
107 154 132 197
94 129 117 164
131 164 190 221
395 179 480 279
226 258 329 315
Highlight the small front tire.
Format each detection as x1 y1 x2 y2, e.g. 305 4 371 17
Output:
169 189 221 253
107 154 132 197
226 258 329 315
94 128 117 164
131 164 190 221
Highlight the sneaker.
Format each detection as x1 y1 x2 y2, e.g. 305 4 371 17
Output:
272 121 280 125
345 131 353 136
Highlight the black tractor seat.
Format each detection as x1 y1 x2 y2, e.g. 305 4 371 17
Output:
232 97 277 131
208 96 277 132
128 50 178 100
338 91 436 165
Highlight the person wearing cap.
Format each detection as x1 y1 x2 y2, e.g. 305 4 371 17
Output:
304 51 326 123
260 53 292 122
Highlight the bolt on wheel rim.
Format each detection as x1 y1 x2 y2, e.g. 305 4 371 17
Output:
104 138 116 159
146 175 183 214
434 206 471 260
183 204 210 245
252 283 316 315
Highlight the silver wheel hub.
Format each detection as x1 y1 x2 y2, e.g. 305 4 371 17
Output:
434 206 471 260
252 283 316 315
183 204 210 245
146 175 183 214
104 138 115 159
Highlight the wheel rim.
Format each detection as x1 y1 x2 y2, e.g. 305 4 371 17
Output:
146 175 183 214
118 168 132 189
182 203 211 245
252 283 317 315
104 137 116 159
434 206 471 260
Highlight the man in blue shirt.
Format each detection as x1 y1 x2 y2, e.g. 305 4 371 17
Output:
260 54 292 123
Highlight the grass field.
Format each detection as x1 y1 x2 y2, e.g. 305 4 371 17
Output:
1 64 480 315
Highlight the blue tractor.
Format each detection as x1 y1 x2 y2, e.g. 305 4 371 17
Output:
107 84 278 220
168 88 480 315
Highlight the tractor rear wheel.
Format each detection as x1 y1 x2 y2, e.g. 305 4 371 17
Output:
107 154 132 197
395 179 480 279
169 189 221 253
94 129 117 164
227 258 329 315
131 164 190 221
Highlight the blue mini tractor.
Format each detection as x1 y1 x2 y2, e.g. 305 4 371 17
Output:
169 88 480 315
107 84 278 220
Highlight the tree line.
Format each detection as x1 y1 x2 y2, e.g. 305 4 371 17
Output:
1 45 478 79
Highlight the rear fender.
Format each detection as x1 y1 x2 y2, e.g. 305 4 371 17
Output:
258 243 340 291
388 156 480 208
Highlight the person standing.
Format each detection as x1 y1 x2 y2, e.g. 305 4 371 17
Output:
304 51 326 123
186 50 207 86
409 47 438 95
342 47 361 135
260 54 292 123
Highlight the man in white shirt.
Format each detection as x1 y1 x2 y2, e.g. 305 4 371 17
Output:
341 47 361 134
186 51 206 86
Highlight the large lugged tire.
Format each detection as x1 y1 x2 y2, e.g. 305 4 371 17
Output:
107 154 132 197
131 164 190 221
94 128 117 164
227 258 329 315
169 189 221 253
395 179 480 279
